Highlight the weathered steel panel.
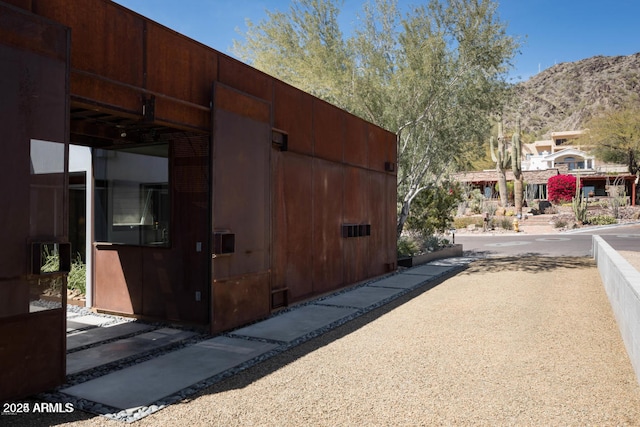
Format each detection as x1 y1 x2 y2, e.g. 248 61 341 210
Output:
215 84 271 124
70 73 141 116
37 0 145 86
313 99 344 163
3 0 398 342
385 173 398 267
312 158 345 293
273 80 313 155
272 152 314 301
211 110 270 278
0 2 66 61
92 135 210 324
1 0 33 10
218 54 273 102
146 22 217 107
368 123 391 173
342 166 370 284
0 3 68 401
386 130 398 164
367 171 396 276
344 114 368 168
212 272 270 333
0 280 29 317
153 91 211 132
211 88 272 332
0 309 65 401
0 42 31 279
343 166 369 222
93 245 143 314
168 136 210 323
141 249 185 321
141 136 210 324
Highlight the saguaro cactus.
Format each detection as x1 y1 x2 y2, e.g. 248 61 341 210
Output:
490 121 510 207
511 117 523 216
572 174 588 224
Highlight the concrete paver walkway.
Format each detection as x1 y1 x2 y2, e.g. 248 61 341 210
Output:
52 259 469 421
5 256 640 426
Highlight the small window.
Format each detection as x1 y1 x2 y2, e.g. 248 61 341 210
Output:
94 143 170 246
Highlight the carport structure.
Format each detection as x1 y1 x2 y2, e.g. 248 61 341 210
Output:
0 0 397 401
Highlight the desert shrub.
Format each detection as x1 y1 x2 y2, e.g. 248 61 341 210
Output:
453 216 483 229
554 218 567 228
398 234 451 257
39 248 86 295
40 245 60 273
547 174 578 204
68 254 87 294
485 202 497 216
397 236 420 257
420 235 451 252
468 189 484 214
407 181 464 236
588 215 617 225
498 217 513 230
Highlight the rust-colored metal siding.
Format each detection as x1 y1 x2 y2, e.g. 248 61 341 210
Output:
93 135 210 324
93 245 143 315
344 115 369 169
0 310 65 401
211 84 272 333
313 99 345 163
146 22 217 107
272 153 314 301
271 98 397 303
218 54 274 103
0 3 68 400
5 0 397 336
273 80 313 155
311 158 345 293
342 166 370 284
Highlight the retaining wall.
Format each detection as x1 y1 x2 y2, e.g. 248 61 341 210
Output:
593 235 640 384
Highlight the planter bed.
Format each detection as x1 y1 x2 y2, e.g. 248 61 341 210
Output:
398 244 463 268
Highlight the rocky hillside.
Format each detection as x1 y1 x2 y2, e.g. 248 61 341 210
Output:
504 52 640 140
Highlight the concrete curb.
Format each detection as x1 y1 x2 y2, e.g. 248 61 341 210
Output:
592 235 640 385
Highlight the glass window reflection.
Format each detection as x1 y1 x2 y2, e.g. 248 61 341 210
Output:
94 144 170 246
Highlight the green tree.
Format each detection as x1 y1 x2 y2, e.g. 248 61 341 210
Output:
584 106 640 179
234 0 518 237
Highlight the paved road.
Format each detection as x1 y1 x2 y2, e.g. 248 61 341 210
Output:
456 223 640 258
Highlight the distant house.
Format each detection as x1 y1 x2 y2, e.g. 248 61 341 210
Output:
454 129 637 205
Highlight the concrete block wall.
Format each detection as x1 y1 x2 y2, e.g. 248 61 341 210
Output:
592 235 640 384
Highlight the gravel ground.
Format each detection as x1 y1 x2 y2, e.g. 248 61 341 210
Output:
5 256 640 426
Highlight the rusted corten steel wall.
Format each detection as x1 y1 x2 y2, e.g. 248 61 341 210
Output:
6 0 397 334
92 134 210 325
271 82 398 307
0 3 68 400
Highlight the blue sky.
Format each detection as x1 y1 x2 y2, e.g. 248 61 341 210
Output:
113 0 640 82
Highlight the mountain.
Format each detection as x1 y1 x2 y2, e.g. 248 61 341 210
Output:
504 52 640 140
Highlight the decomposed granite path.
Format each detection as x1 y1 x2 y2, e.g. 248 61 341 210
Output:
4 256 640 426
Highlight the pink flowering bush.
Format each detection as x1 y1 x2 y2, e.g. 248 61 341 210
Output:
547 174 579 204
